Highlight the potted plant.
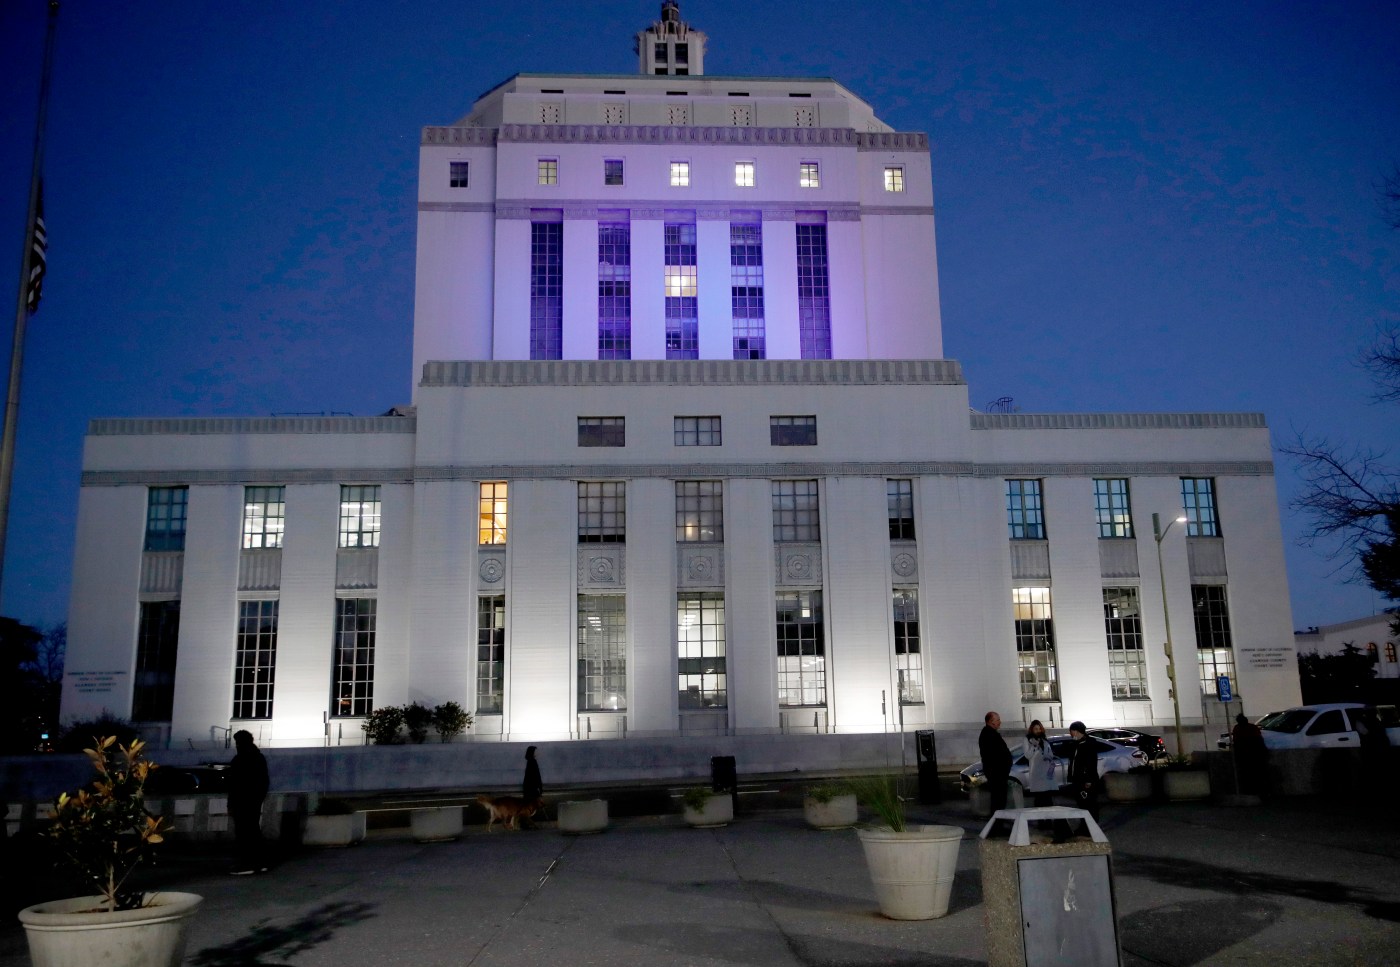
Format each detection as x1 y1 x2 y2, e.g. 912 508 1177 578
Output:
851 775 963 920
431 701 472 742
18 736 202 967
303 797 365 847
1103 765 1154 803
681 787 733 827
1160 754 1212 801
802 783 858 829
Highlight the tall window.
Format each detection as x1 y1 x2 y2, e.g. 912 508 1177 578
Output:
1014 587 1058 701
799 161 820 188
477 595 505 714
530 221 563 360
578 417 625 447
1386 643 1397 663
735 161 755 187
603 159 624 185
888 479 915 540
578 595 627 710
676 481 723 542
332 597 376 717
1193 584 1235 695
479 482 507 545
242 486 285 549
883 166 905 192
893 589 923 704
730 221 766 359
1181 478 1220 537
133 601 180 721
795 223 831 359
578 482 625 542
1103 588 1148 699
1094 478 1133 539
537 159 558 185
777 590 825 706
449 161 469 188
338 485 381 548
232 600 278 720
664 222 698 359
598 221 631 359
1006 479 1045 540
678 593 726 709
770 415 817 446
674 416 721 446
144 486 188 552
670 161 690 187
772 480 820 542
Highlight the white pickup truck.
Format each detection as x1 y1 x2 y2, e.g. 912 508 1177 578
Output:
1244 703 1400 750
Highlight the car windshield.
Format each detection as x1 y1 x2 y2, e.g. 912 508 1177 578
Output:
1257 709 1313 733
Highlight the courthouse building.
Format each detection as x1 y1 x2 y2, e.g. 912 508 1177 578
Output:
61 3 1301 751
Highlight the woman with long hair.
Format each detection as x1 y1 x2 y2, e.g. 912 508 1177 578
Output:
1024 719 1058 807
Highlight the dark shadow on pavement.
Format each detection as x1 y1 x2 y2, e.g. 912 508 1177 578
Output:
189 901 377 967
613 922 984 967
1120 896 1283 967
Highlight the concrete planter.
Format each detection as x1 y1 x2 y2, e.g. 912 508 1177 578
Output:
1104 770 1154 803
682 794 733 827
19 892 202 967
803 793 858 829
303 813 362 847
857 825 964 920
411 806 464 842
1163 769 1212 801
558 799 609 834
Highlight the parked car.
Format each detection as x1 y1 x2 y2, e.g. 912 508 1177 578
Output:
143 762 230 795
1245 703 1400 751
959 736 1144 792
1084 726 1168 760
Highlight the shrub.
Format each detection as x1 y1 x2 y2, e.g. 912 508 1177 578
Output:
55 713 139 754
681 787 715 811
362 706 405 745
402 702 433 744
805 783 848 805
431 701 472 742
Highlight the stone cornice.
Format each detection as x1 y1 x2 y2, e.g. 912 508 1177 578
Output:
88 416 417 436
418 359 965 388
422 125 928 151
971 413 1267 430
435 200 934 219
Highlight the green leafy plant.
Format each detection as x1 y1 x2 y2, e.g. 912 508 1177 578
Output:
681 787 716 811
43 736 167 911
402 702 433 744
431 701 472 742
804 783 848 805
361 706 405 745
849 775 906 832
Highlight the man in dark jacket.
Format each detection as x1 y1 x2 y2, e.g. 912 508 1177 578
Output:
229 730 270 874
979 711 1013 813
1066 721 1100 821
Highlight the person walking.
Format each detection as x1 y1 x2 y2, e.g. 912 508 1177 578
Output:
1024 719 1058 807
1066 721 1100 823
228 730 269 875
979 711 1013 814
522 745 543 801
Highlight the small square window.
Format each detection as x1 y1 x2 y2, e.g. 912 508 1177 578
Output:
770 415 817 446
578 417 625 447
884 166 905 192
538 159 558 185
674 416 721 446
799 162 820 188
449 161 469 188
604 159 625 186
671 162 690 187
735 161 755 188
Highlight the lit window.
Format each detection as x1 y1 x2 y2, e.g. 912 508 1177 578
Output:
578 481 625 543
331 597 376 717
777 590 825 707
1094 478 1133 539
893 590 923 704
1193 584 1235 695
1181 478 1220 537
664 222 698 359
676 481 723 542
478 482 507 545
670 161 690 187
664 264 697 298
735 161 755 187
338 485 381 549
1006 479 1045 540
537 159 558 185
1014 587 1058 701
730 221 765 359
679 593 726 709
799 162 820 188
233 600 278 720
144 486 188 552
770 415 817 446
449 161 469 188
674 416 721 446
242 486 285 550
477 595 505 714
884 166 904 192
604 159 624 186
578 417 625 447
598 221 631 359
530 220 563 360
1386 643 1396 663
888 479 915 540
1104 588 1148 700
578 594 627 710
772 480 820 542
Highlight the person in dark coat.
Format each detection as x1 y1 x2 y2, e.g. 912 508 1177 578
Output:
1231 713 1268 796
979 711 1013 813
1065 721 1100 822
228 730 270 874
522 745 543 801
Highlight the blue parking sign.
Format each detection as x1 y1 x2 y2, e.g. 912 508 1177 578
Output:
1217 675 1232 702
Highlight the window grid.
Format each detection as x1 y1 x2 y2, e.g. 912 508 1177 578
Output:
1386 643 1397 663
676 481 724 542
242 486 285 550
1103 587 1148 700
1192 584 1236 695
799 162 820 188
670 161 690 187
476 595 505 714
578 481 626 542
730 221 766 359
1094 478 1133 539
770 415 817 446
888 479 915 540
578 417 625 447
664 222 698 359
1181 478 1220 537
795 224 831 359
674 416 721 447
777 590 825 707
678 592 726 709
772 479 820 542
735 161 755 187
332 597 376 717
478 482 507 545
338 485 381 548
1014 587 1059 702
893 589 923 704
1006 479 1046 540
133 600 180 721
449 161 469 188
884 166 904 192
530 221 563 359
144 486 188 552
597 221 632 359
537 159 558 185
232 600 278 720
578 595 627 711
603 158 624 185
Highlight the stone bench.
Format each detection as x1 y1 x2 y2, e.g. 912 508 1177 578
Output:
557 799 608 834
410 806 464 842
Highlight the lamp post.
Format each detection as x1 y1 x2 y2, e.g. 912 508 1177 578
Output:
1153 512 1189 757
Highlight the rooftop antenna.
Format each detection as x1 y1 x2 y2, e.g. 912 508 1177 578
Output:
986 396 1015 414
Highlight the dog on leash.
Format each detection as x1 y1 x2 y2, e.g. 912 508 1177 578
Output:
476 794 542 831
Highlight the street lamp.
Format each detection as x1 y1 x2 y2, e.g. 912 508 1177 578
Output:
1153 512 1189 757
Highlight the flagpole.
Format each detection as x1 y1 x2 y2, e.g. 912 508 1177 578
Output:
0 0 60 600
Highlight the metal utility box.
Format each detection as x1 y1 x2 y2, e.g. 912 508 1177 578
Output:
915 729 941 803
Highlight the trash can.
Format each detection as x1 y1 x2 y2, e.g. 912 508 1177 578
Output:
915 729 941 804
710 755 737 811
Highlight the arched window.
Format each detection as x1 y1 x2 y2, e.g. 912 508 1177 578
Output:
1386 642 1397 663
1366 642 1379 662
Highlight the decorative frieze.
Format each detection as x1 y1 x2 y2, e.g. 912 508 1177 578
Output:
678 545 724 589
89 416 416 436
422 124 929 151
579 546 625 589
973 412 1266 431
1010 541 1051 582
478 550 506 589
336 548 378 590
776 544 822 587
239 549 282 591
891 545 918 583
421 358 964 387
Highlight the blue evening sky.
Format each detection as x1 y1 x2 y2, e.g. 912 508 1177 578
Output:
1 1 1397 632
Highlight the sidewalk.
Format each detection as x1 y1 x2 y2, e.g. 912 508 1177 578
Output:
2 795 1396 966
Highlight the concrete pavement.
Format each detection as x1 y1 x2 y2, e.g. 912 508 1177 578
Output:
2 794 1397 966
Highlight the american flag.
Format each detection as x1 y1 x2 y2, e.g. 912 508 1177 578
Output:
26 182 47 314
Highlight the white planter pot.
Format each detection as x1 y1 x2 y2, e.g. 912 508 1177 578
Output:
304 813 359 847
1164 769 1212 801
857 825 964 920
411 806 464 842
19 892 202 967
558 799 609 834
803 793 858 829
682 795 734 827
1104 771 1154 803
